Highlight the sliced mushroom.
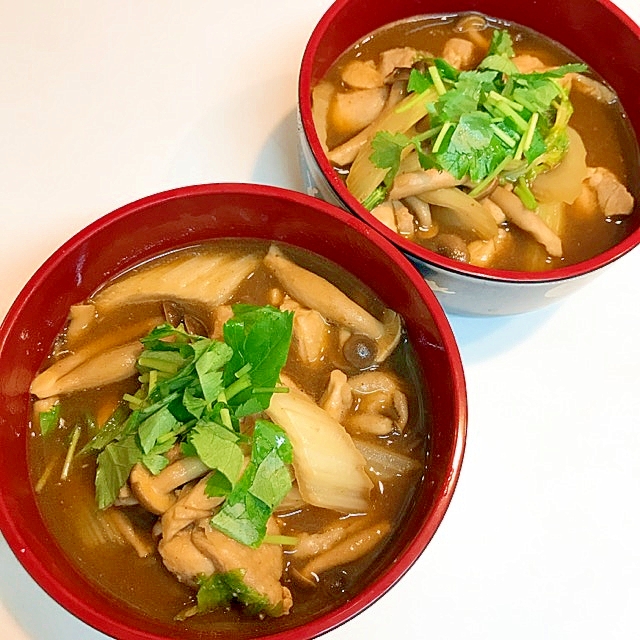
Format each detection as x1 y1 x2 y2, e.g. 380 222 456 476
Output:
65 303 97 347
161 473 225 542
30 341 144 399
345 370 409 435
92 251 260 313
31 316 162 399
389 169 464 200
296 521 391 582
101 508 155 558
129 457 210 515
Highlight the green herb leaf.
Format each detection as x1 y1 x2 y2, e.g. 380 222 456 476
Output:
38 404 61 436
210 420 292 547
406 68 433 94
137 405 179 454
487 29 515 57
223 305 293 417
95 436 141 509
196 570 271 617
189 420 244 487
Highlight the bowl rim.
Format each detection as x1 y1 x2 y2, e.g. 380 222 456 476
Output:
297 0 640 284
0 182 468 640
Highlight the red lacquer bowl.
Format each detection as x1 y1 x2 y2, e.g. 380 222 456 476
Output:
298 0 640 315
0 184 466 639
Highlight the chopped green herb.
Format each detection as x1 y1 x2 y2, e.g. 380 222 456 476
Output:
38 404 61 436
366 28 587 209
210 420 293 547
87 306 294 549
195 570 272 617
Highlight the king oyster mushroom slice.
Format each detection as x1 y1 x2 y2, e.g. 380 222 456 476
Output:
263 244 401 363
92 251 260 313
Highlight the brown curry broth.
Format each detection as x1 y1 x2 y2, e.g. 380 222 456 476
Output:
28 240 428 634
322 14 639 270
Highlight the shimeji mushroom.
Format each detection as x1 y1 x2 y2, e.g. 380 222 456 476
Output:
263 244 402 363
129 457 210 515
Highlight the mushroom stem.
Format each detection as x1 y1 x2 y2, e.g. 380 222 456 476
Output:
263 245 385 340
130 457 210 515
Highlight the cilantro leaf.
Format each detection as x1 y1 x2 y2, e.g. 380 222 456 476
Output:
370 130 411 188
406 68 433 94
137 405 179 454
487 29 515 57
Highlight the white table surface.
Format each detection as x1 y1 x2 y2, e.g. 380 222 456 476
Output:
1 1 639 638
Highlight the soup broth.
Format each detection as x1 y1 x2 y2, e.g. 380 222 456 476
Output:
28 239 428 636
313 13 639 271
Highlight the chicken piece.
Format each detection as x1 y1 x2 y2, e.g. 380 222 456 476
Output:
441 37 476 70
468 227 511 267
511 54 548 74
370 201 398 232
330 87 389 137
210 304 234 341
584 167 634 216
341 59 383 89
161 474 225 542
191 519 292 615
158 527 217 588
490 186 563 257
570 73 617 104
320 369 353 423
378 46 420 80
280 296 330 364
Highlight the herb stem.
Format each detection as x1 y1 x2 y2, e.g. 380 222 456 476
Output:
432 121 454 153
225 375 252 401
514 177 538 210
429 65 447 95
490 124 518 148
467 154 513 198
61 425 82 481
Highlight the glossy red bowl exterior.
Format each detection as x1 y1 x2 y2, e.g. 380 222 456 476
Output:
0 184 466 639
298 0 640 315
